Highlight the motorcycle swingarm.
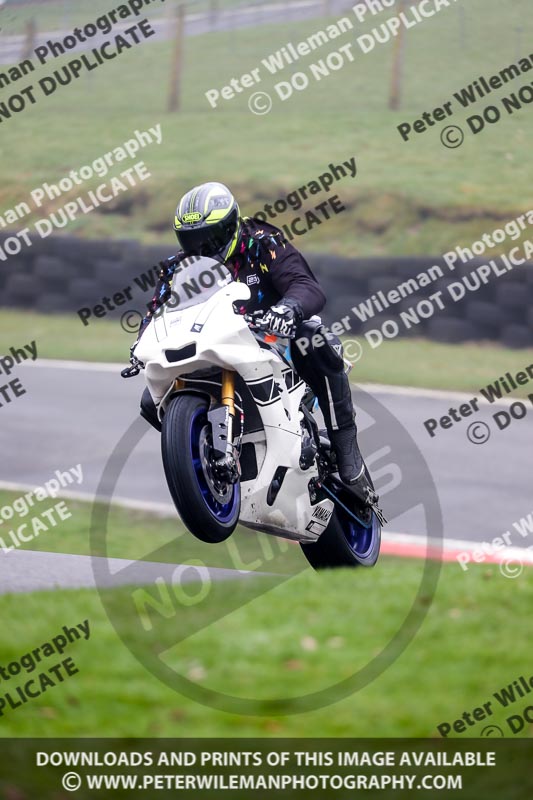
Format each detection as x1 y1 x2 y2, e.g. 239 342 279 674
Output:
309 476 386 529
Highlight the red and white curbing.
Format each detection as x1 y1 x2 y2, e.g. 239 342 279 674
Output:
382 532 533 569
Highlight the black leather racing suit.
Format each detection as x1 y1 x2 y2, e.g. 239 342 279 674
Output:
136 217 364 481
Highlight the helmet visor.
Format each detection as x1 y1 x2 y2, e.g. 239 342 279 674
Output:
176 210 239 259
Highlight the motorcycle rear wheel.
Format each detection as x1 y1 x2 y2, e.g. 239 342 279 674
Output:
300 468 381 569
161 393 240 543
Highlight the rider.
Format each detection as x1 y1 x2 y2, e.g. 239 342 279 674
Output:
127 182 377 506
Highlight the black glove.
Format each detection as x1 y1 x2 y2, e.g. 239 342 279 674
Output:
258 299 303 338
121 343 144 378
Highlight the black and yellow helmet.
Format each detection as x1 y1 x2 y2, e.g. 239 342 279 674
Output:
173 182 241 261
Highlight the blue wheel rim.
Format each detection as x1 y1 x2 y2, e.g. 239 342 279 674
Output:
322 482 380 559
189 407 239 523
339 506 380 559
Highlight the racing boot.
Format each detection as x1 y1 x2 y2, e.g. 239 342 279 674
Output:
329 425 378 507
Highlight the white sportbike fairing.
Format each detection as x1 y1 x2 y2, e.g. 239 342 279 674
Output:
135 257 382 569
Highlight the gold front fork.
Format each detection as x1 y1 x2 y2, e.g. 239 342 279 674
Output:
221 369 235 415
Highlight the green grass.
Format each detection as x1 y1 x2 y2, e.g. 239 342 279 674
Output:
0 556 531 737
0 488 303 572
5 308 533 396
1 308 134 364
0 1 531 255
0 491 531 737
1 0 532 751
348 336 533 396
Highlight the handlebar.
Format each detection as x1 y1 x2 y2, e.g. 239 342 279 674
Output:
243 310 269 332
243 311 296 341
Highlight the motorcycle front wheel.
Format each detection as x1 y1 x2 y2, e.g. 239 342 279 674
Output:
161 393 240 543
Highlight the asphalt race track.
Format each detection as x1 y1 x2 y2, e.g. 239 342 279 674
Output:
3 360 532 537
0 360 531 592
0 548 265 594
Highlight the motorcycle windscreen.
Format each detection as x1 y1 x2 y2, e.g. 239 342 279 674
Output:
165 256 233 315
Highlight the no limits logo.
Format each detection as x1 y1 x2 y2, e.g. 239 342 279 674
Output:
90 388 443 716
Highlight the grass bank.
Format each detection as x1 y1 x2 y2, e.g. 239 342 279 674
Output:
0 1 531 255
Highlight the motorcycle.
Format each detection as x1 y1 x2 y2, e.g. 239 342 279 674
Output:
133 255 384 570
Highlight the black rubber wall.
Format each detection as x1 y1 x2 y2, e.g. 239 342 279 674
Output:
1 234 532 347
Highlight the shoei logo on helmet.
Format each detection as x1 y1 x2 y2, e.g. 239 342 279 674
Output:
183 211 202 223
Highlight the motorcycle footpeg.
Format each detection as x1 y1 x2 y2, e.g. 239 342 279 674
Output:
329 472 374 502
371 503 388 527
121 364 141 378
326 473 387 526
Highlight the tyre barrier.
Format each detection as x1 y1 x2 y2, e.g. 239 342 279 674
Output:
1 233 532 347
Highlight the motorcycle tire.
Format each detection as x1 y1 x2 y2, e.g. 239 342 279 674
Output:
300 467 381 569
161 393 240 543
